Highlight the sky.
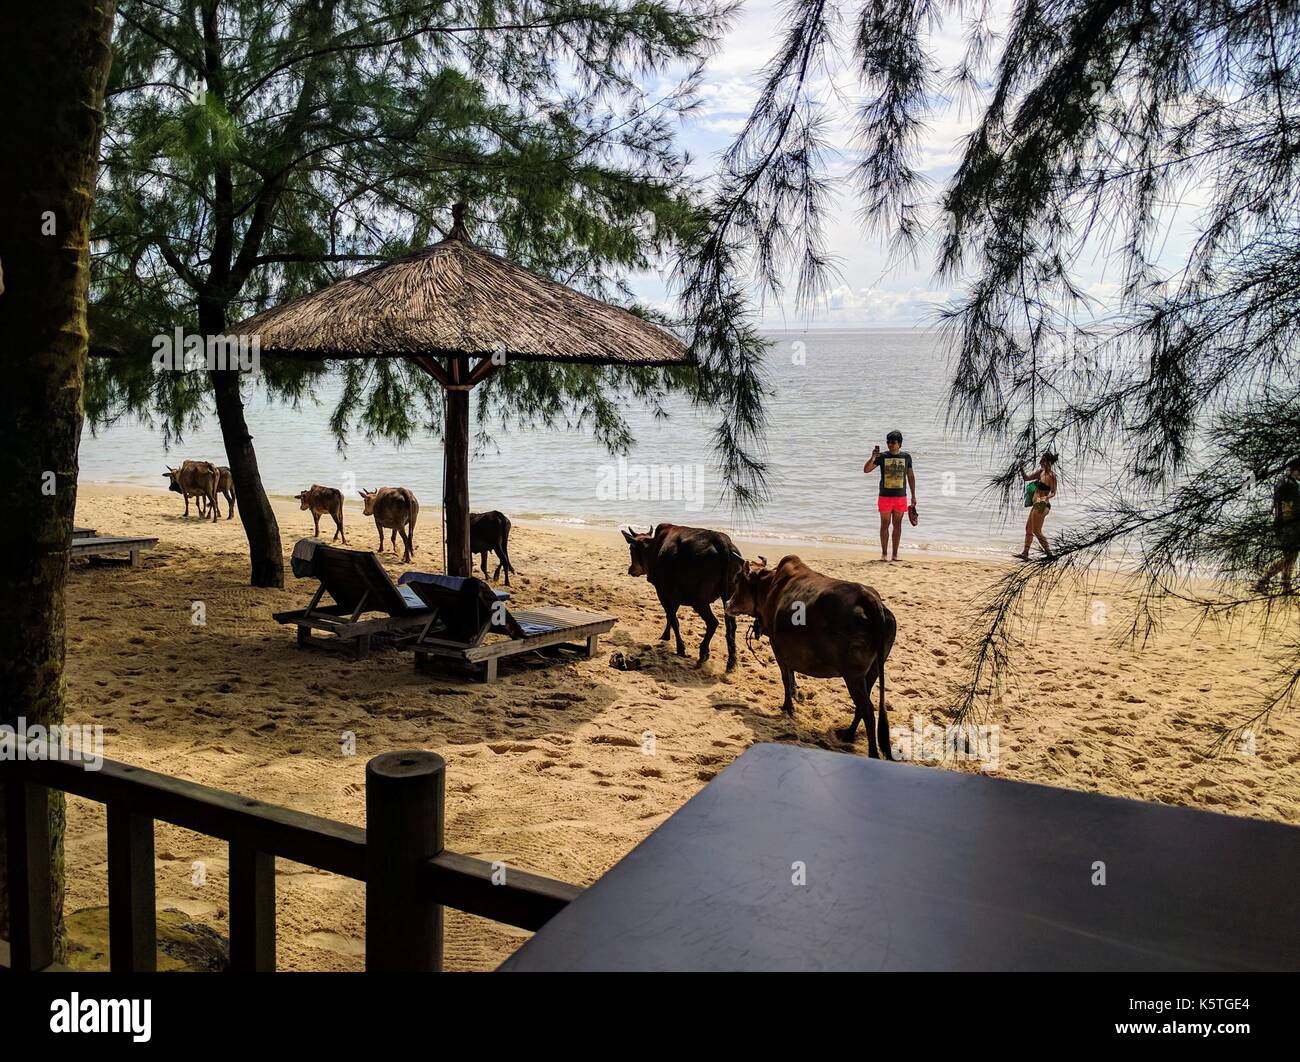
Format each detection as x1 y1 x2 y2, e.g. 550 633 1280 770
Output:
623 0 999 327
628 0 1204 329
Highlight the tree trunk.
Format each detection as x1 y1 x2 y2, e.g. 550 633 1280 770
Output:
201 298 284 588
0 0 117 960
444 358 471 576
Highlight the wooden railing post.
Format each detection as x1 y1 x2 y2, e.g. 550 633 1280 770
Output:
228 845 276 972
365 751 444 972
3 780 54 971
106 803 157 971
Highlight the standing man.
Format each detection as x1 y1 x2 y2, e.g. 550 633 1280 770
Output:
1255 456 1300 594
864 430 916 561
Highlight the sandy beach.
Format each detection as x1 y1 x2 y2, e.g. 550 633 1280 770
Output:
59 483 1300 971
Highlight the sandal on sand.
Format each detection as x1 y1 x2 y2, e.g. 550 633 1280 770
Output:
1013 551 1030 560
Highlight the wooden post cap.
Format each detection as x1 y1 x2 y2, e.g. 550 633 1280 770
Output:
366 750 445 782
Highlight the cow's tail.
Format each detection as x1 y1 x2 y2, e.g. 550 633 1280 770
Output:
875 602 894 759
502 515 516 574
402 488 419 551
878 610 887 736
722 544 744 605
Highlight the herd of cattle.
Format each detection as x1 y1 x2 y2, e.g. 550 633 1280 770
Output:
164 468 516 585
621 523 895 758
165 468 893 755
163 460 236 521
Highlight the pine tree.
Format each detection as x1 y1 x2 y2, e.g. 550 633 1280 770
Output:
90 0 734 586
687 0 1300 737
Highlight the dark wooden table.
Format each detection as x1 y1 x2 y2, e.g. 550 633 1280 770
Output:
499 743 1300 971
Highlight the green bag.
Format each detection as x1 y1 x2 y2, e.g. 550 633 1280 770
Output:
1024 480 1038 508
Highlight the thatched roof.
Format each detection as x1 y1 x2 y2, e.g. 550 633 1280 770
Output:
237 206 689 367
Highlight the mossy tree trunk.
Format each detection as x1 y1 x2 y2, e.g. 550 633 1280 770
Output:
0 0 117 959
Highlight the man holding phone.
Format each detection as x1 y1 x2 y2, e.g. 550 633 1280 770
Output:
864 430 916 561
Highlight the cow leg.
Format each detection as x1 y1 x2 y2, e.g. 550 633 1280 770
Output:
209 491 220 522
312 512 321 537
375 518 384 552
872 658 894 761
225 492 235 519
479 551 490 581
876 690 893 761
493 547 509 586
724 613 737 671
183 494 190 518
778 664 797 714
837 673 880 757
397 525 414 563
655 590 686 656
498 543 514 586
692 604 718 666
334 513 346 544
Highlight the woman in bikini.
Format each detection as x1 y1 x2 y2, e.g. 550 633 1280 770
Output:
1016 452 1057 560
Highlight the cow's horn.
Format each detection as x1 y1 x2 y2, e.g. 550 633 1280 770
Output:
757 555 768 567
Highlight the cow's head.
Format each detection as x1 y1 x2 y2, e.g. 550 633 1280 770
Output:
620 525 657 578
358 489 377 516
724 556 769 618
162 467 181 494
295 489 313 511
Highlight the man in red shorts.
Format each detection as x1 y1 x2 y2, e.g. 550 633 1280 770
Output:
864 430 916 561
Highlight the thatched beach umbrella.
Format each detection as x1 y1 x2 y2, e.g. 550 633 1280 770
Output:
238 204 690 576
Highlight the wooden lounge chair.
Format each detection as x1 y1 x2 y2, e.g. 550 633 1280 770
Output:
69 531 157 567
272 540 436 659
398 572 616 682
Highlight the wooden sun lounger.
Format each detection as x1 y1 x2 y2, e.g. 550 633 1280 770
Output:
399 572 616 682
69 533 157 567
272 542 436 659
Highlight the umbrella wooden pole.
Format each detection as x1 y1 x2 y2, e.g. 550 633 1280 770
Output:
444 356 472 577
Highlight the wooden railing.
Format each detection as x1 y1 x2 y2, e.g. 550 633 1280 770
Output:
1 749 581 971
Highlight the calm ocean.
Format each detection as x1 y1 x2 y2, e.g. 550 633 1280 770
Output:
78 328 1112 557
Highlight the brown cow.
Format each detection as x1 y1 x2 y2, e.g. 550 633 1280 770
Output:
213 466 236 519
296 484 347 543
196 465 236 519
725 555 896 757
622 523 744 670
470 510 515 586
358 487 418 562
163 460 220 522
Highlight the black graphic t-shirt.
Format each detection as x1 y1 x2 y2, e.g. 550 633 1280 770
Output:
1276 475 1300 527
877 451 913 498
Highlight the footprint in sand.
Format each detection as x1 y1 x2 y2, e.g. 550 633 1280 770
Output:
587 734 640 748
304 931 365 959
486 741 538 754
